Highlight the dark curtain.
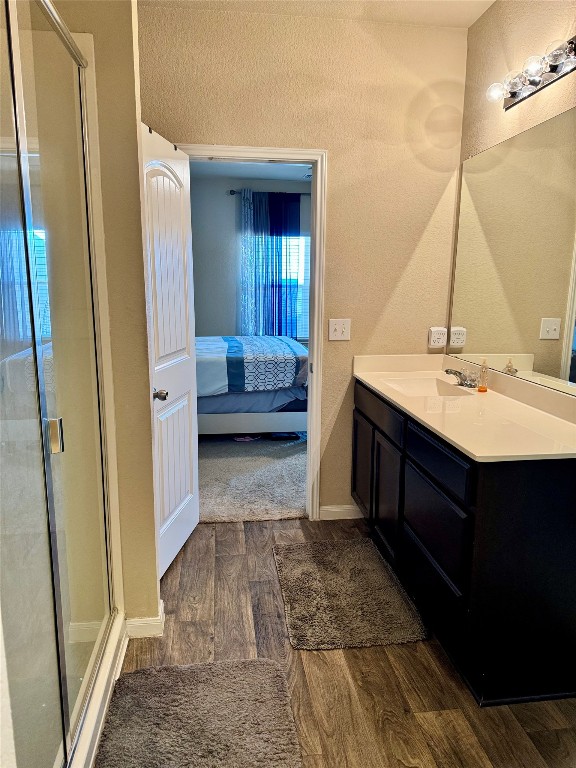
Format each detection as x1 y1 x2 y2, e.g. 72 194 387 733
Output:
240 190 301 337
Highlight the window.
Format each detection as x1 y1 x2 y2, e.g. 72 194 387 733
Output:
239 190 311 341
282 234 310 342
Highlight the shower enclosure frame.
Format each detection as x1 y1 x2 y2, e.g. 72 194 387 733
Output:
5 1 126 765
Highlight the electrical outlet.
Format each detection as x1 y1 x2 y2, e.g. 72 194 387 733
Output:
329 319 351 340
428 326 448 348
450 326 467 347
539 318 561 340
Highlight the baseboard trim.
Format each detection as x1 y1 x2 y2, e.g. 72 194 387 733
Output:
52 744 65 768
126 600 165 638
69 620 103 644
319 504 363 520
68 611 127 768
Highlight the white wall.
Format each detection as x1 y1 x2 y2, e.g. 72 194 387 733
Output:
190 174 311 336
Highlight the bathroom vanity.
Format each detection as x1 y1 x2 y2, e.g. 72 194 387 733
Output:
352 356 576 706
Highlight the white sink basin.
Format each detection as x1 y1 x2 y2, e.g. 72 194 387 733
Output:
381 377 475 397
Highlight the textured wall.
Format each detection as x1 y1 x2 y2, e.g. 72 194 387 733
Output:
56 1 158 619
452 108 576 376
191 176 311 336
138 2 467 506
462 0 576 159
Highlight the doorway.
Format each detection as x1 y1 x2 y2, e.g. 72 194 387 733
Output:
181 145 326 523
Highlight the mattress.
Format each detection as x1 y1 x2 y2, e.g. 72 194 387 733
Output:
196 335 308 397
197 386 307 414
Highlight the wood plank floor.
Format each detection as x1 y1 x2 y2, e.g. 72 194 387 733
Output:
122 519 576 767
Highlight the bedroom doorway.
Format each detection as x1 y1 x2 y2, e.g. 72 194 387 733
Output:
180 145 326 523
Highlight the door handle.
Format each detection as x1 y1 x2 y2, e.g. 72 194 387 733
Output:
45 418 65 454
153 388 169 401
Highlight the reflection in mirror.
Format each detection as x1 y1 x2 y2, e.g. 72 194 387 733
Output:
450 107 576 396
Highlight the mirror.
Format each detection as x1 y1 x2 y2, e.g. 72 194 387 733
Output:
449 106 576 396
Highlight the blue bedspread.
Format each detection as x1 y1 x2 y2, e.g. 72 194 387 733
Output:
196 336 308 397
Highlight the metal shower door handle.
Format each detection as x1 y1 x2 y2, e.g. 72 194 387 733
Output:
46 418 65 454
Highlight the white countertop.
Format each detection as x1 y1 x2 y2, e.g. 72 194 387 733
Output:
353 357 576 462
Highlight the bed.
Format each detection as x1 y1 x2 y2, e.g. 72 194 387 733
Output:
195 335 308 434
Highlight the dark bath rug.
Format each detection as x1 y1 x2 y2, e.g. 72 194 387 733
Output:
273 537 427 650
95 659 302 768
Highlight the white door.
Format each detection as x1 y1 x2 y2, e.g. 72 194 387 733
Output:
141 125 199 577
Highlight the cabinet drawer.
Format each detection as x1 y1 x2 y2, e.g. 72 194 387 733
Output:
406 422 472 504
404 462 472 592
354 382 404 448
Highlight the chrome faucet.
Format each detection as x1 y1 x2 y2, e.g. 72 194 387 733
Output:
444 368 478 388
503 359 518 376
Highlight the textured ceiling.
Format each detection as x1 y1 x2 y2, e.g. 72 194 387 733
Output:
159 0 496 29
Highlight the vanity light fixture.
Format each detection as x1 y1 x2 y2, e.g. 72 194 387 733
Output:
486 36 576 110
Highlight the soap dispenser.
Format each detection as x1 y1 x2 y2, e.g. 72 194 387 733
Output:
478 360 488 393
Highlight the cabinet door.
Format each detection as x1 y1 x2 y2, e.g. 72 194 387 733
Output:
352 409 374 518
404 462 471 593
374 431 402 558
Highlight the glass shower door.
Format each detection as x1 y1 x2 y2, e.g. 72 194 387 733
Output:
1 1 113 761
0 4 65 767
14 0 112 743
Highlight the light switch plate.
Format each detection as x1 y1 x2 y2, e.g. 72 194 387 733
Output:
329 319 351 341
428 326 448 348
539 318 561 340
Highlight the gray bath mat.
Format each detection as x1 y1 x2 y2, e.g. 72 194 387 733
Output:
273 538 427 650
95 659 302 768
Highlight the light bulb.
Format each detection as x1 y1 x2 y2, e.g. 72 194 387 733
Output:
504 70 527 93
519 85 537 99
485 82 508 103
522 55 545 79
561 43 576 71
545 40 568 65
540 71 558 85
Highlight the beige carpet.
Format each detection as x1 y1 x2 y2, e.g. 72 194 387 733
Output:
95 660 302 768
273 538 427 650
199 436 306 523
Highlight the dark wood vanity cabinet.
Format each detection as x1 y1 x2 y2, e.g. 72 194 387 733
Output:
352 380 576 705
352 383 404 560
373 432 402 560
351 409 374 518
